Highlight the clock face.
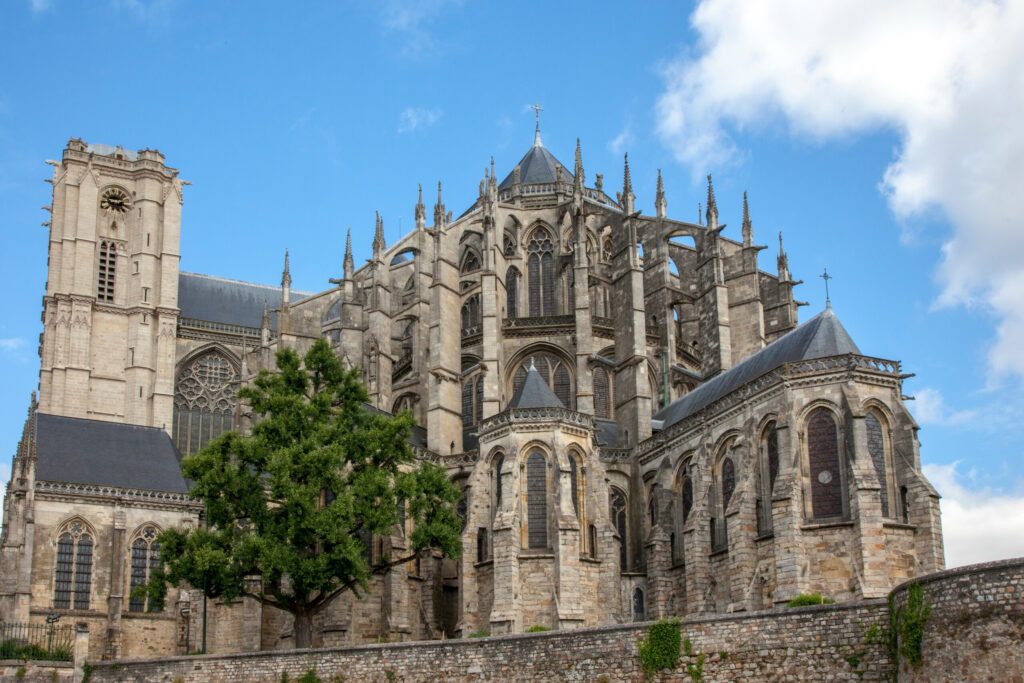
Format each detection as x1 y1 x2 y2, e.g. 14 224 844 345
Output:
101 188 131 213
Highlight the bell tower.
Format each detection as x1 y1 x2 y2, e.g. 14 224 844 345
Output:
38 139 184 432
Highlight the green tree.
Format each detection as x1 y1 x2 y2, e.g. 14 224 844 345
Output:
145 339 462 648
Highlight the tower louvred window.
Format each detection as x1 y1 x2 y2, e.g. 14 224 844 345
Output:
97 240 116 301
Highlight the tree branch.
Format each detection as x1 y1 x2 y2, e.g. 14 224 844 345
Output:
371 552 420 575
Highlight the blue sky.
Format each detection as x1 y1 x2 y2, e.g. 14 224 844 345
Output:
2 0 1022 566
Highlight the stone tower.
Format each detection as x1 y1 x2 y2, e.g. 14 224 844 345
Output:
37 139 184 432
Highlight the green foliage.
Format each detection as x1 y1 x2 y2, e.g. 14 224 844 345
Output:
894 582 931 669
146 340 463 647
15 667 25 679
297 670 322 683
683 637 693 657
81 662 94 683
525 625 550 633
685 653 706 682
281 673 289 683
0 639 71 662
638 618 681 678
785 593 835 607
468 630 490 638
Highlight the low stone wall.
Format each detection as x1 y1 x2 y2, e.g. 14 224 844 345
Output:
0 659 73 682
86 601 890 682
892 557 1024 683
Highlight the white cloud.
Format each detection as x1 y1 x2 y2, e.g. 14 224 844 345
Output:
0 338 25 352
29 0 52 13
657 0 1024 382
924 461 1024 567
608 126 634 156
397 107 443 134
379 0 463 57
910 387 978 427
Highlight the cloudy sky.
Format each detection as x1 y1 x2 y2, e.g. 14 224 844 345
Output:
1 0 1022 567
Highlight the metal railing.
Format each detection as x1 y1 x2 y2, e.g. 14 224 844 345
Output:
0 622 74 661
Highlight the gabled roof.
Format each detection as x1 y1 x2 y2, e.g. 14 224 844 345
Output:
653 307 861 430
498 141 573 191
178 272 310 330
509 362 565 409
34 413 189 493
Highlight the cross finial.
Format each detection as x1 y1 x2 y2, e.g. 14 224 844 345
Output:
530 103 543 146
820 268 833 307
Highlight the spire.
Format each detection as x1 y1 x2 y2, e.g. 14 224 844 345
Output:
261 300 271 345
373 211 386 257
705 174 718 229
778 231 790 281
622 153 635 214
343 227 354 279
655 169 667 219
434 181 446 228
281 249 291 305
531 103 543 147
415 183 426 230
698 202 703 226
742 191 753 247
574 138 585 189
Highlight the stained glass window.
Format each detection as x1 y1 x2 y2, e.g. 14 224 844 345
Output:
527 451 548 549
128 525 162 612
527 228 555 316
173 351 238 456
53 521 92 610
866 412 891 517
808 408 844 519
610 489 628 570
593 367 611 418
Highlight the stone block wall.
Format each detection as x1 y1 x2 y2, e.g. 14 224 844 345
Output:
892 557 1024 683
85 600 890 682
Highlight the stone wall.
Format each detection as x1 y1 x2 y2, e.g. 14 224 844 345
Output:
892 557 1024 683
86 601 890 682
0 660 73 682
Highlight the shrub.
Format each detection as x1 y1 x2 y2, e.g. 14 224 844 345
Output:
895 582 931 669
298 670 323 683
525 625 550 633
786 593 835 607
638 618 681 677
468 630 490 638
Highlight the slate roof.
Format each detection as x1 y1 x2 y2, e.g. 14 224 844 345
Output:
178 272 310 330
510 363 565 409
595 418 618 447
498 142 574 191
653 307 861 430
34 413 189 493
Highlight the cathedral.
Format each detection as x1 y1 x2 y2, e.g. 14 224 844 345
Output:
0 128 944 660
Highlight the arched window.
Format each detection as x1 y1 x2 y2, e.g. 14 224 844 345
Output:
807 408 845 520
461 295 481 336
632 587 645 621
173 350 238 456
610 489 628 571
401 275 416 308
865 411 892 518
128 525 162 612
526 450 548 549
511 352 574 408
394 320 414 381
456 489 468 531
461 249 480 273
461 375 484 428
565 265 576 313
97 240 117 302
721 458 735 510
506 267 520 318
492 453 504 515
568 451 586 550
758 423 780 535
593 367 611 419
54 520 93 610
569 456 580 515
392 393 418 424
527 228 555 316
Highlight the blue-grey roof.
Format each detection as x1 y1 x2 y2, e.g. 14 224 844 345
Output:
510 363 565 409
35 413 189 493
653 307 861 430
178 272 309 330
595 418 618 446
498 142 573 191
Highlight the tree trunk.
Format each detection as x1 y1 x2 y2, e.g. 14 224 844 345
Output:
294 610 314 649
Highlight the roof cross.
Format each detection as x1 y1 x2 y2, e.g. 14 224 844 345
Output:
530 103 543 146
820 268 833 307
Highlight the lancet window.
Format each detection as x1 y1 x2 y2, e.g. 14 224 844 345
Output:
173 350 238 456
97 240 117 302
865 410 894 518
610 489 628 570
806 407 846 520
527 228 556 316
593 367 612 419
128 525 162 612
526 450 548 549
506 267 520 318
54 520 93 610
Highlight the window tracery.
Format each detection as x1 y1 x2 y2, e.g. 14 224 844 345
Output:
527 228 556 316
506 267 520 318
54 520 93 610
807 408 845 520
511 352 573 408
173 350 238 456
610 489 628 570
593 367 611 419
526 450 548 549
866 411 893 518
128 525 162 612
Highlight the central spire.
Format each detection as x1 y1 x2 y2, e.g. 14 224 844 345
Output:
530 103 544 147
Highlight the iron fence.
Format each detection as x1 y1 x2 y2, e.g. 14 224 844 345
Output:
0 622 74 661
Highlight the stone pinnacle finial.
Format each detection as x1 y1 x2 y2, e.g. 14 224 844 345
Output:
623 153 633 195
373 211 386 255
778 231 790 280
281 249 291 288
434 181 446 228
574 138 585 185
415 183 426 229
655 169 667 218
531 103 543 147
344 227 354 277
705 174 718 228
698 202 703 226
742 191 753 247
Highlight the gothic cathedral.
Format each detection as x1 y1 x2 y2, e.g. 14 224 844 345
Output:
1 129 943 659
